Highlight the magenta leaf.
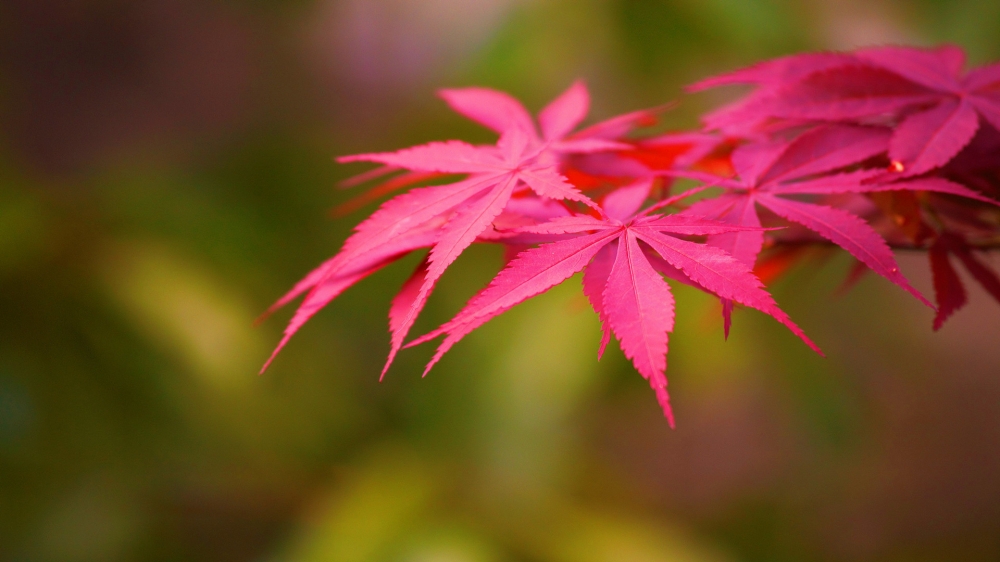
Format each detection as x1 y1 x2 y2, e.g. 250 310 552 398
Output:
602 179 653 221
759 125 891 183
707 196 764 268
335 175 501 269
602 232 676 424
700 46 1000 175
516 166 593 207
539 80 590 141
769 65 939 120
267 110 608 373
411 229 620 374
685 196 763 341
438 87 536 135
687 52 856 92
888 98 980 175
731 141 788 186
263 48 1000 426
407 195 813 423
632 226 820 354
929 240 967 330
259 225 441 373
855 45 965 92
756 194 932 307
439 81 646 159
698 92 776 136
382 174 519 377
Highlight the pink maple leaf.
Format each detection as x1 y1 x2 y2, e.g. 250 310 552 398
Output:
703 45 1000 175
258 47 1000 428
929 232 1000 330
847 45 999 175
675 124 996 325
439 81 652 157
405 187 820 426
331 81 645 216
262 124 603 375
688 51 856 136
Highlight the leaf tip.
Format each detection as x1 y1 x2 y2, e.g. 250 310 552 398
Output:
654 386 676 429
379 350 398 382
722 299 733 340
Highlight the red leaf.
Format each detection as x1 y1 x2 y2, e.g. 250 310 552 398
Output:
929 239 967 330
438 87 536 136
688 52 856 92
756 194 933 308
407 199 813 424
856 45 965 92
603 233 676 424
888 98 979 175
759 124 890 184
382 175 519 377
411 228 620 374
770 65 938 120
539 80 590 141
634 226 821 354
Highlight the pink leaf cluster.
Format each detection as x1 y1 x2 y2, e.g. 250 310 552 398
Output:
693 44 1000 330
263 45 1000 426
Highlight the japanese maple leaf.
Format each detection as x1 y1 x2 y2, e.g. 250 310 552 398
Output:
676 124 996 318
688 52 856 136
332 81 641 215
259 220 441 372
438 81 649 157
843 46 1000 175
262 127 597 375
745 46 1000 175
406 187 821 426
930 232 1000 330
688 52 857 93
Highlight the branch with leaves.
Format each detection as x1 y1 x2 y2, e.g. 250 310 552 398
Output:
261 45 1000 426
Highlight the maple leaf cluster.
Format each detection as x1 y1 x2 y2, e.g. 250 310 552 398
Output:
262 45 1000 426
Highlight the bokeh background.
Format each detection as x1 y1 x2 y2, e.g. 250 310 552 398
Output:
2 0 1000 560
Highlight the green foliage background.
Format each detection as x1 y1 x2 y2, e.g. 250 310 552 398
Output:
2 1 1000 560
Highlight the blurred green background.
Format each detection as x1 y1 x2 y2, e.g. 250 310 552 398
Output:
2 1 1000 560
